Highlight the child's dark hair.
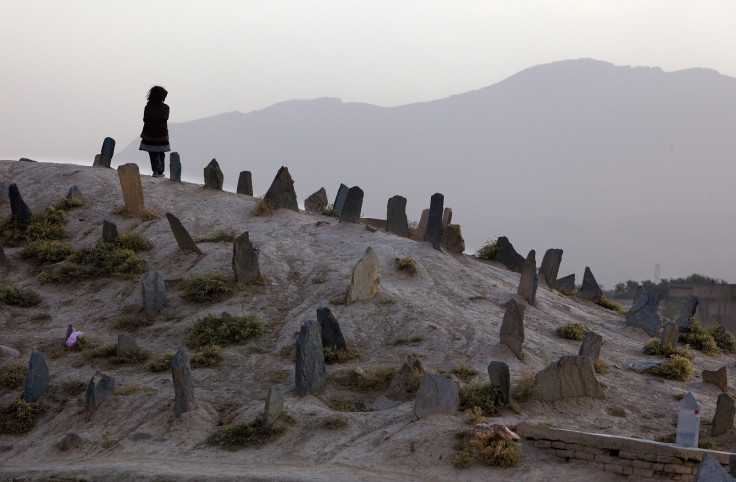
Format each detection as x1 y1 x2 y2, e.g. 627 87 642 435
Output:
147 85 168 103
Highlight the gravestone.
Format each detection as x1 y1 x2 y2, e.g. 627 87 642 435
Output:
66 185 83 201
237 170 253 196
0 242 8 268
93 154 101 166
165 212 203 254
232 231 260 283
712 393 735 436
22 350 49 403
703 366 728 392
66 324 74 343
538 249 563 288
500 299 525 360
99 137 115 167
578 331 602 359
317 306 346 350
338 186 364 224
141 271 166 317
295 320 326 396
18 158 36 162
264 166 298 211
676 295 700 332
169 152 181 182
413 374 459 419
386 195 409 237
516 250 537 305
676 392 701 447
333 183 349 215
117 163 146 215
346 246 381 304
304 187 327 213
9 183 32 226
85 372 115 412
555 274 575 292
440 224 465 254
423 193 444 250
171 348 195 416
441 207 452 229
488 361 510 403
415 209 430 239
263 384 285 426
661 321 679 349
386 355 424 401
203 159 224 190
102 219 119 243
117 333 139 356
577 266 603 300
493 236 525 272
694 453 735 482
533 356 605 402
626 292 661 337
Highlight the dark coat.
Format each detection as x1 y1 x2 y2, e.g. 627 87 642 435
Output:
140 102 169 141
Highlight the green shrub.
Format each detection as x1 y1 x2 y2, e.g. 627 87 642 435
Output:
394 256 417 274
708 324 736 353
196 229 238 243
20 240 73 263
191 345 224 368
116 232 154 252
0 399 44 434
648 355 694 381
40 263 98 282
475 238 498 260
454 429 522 468
110 348 149 364
510 368 536 403
642 338 694 360
82 343 117 359
322 346 358 364
61 379 87 395
68 243 146 276
0 363 26 389
0 205 69 246
459 381 504 416
147 353 175 372
592 295 625 312
52 196 83 211
451 361 479 383
207 417 285 448
680 320 719 356
182 272 233 303
556 322 587 341
0 284 42 306
321 204 338 217
187 313 265 348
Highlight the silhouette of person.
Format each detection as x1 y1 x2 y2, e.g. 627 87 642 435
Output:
139 85 170 177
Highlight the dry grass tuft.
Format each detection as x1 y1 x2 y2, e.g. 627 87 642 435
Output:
394 256 418 274
252 198 274 217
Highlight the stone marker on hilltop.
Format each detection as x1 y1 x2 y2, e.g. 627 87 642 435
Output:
338 186 364 224
203 159 224 190
500 299 525 360
165 212 203 254
493 236 525 272
142 270 167 318
441 207 452 229
333 183 349 215
423 193 444 250
676 295 700 332
295 320 326 396
538 249 563 288
102 219 119 243
346 246 381 305
386 195 409 237
9 183 32 226
626 292 661 337
488 361 510 403
533 356 605 402
661 321 679 349
440 224 465 254
703 366 728 392
413 373 459 419
415 209 430 240
712 393 735 436
555 274 575 292
171 348 195 416
169 152 181 182
264 166 298 211
694 453 735 482
117 164 146 215
85 372 115 413
117 333 139 356
304 187 328 213
263 384 285 426
66 185 83 201
98 137 116 168
577 266 603 300
22 350 49 403
578 331 602 360
232 231 261 283
237 170 253 196
517 250 538 305
317 306 346 350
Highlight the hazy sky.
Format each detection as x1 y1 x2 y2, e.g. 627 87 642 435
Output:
2 0 736 162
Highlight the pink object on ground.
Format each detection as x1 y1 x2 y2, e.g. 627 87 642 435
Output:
66 331 84 347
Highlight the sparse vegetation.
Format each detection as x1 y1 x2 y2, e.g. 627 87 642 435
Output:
147 353 175 372
20 240 73 263
465 406 485 425
708 324 736 353
112 313 153 330
61 379 87 396
207 417 285 448
191 345 224 368
593 358 609 375
51 195 83 211
187 313 265 348
116 232 154 252
83 343 117 360
322 346 358 364
453 429 522 469
392 336 423 346
0 363 26 389
556 322 586 341
321 204 338 217
394 256 417 274
679 320 719 356
82 343 149 364
115 383 142 396
196 229 238 243
42 238 148 282
556 287 577 296
475 238 498 260
0 205 67 247
642 338 694 360
182 272 234 303
655 432 714 449
451 361 479 383
459 381 504 416
510 368 536 403
110 348 150 364
332 366 395 392
113 206 158 221
315 414 348 429
0 284 42 307
0 399 44 434
647 355 694 381
591 294 625 312
251 198 274 217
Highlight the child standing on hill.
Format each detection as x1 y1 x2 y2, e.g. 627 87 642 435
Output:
139 85 170 177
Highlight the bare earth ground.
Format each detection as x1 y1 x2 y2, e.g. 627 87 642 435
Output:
0 160 734 481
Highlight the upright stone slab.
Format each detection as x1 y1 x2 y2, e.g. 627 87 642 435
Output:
9 183 32 226
99 137 115 167
493 236 525 272
232 231 260 283
0 242 7 268
538 249 563 288
441 207 452 229
533 356 605 402
169 152 181 182
488 361 510 403
500 299 525 360
93 154 101 166
676 392 701 447
413 374 459 419
263 384 285 426
171 348 195 416
346 246 381 305
237 170 253 195
694 453 735 482
333 183 349 215
295 320 326 396
102 219 119 243
712 393 735 436
263 166 298 211
676 295 700 332
66 185 83 201
141 270 167 318
555 274 575 292
577 266 603 300
415 209 430 239
117 163 145 215
85 372 115 412
578 331 602 359
626 292 661 337
423 193 444 250
203 159 224 190
338 186 363 224
317 306 346 350
703 366 728 392
22 350 49 403
661 321 679 349
304 187 327 213
516 249 538 305
386 195 409 237
386 355 424 401
117 333 138 356
165 212 203 254
440 224 465 254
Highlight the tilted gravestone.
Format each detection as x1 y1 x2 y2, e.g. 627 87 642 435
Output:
488 361 510 404
538 249 563 288
517 249 537 305
66 185 83 201
413 373 459 419
142 270 167 318
22 350 49 403
661 321 679 349
317 306 346 350
165 213 203 254
500 299 525 360
555 274 575 292
263 384 285 426
333 183 349 215
338 186 364 224
295 320 327 396
237 170 253 196
304 187 327 213
85 372 115 413
694 453 734 482
203 159 224 190
423 193 444 250
577 266 603 300
117 333 139 356
533 356 605 402
102 219 119 243
676 295 700 332
9 183 32 226
171 348 195 416
386 195 409 237
441 207 452 229
440 224 465 254
346 246 381 304
712 393 735 437
264 166 298 211
703 366 728 392
117 163 146 215
232 231 260 283
99 137 116 168
169 152 181 182
493 236 525 272
415 209 430 239
625 292 661 337
578 331 602 360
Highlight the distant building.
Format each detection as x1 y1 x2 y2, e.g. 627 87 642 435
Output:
669 283 736 333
